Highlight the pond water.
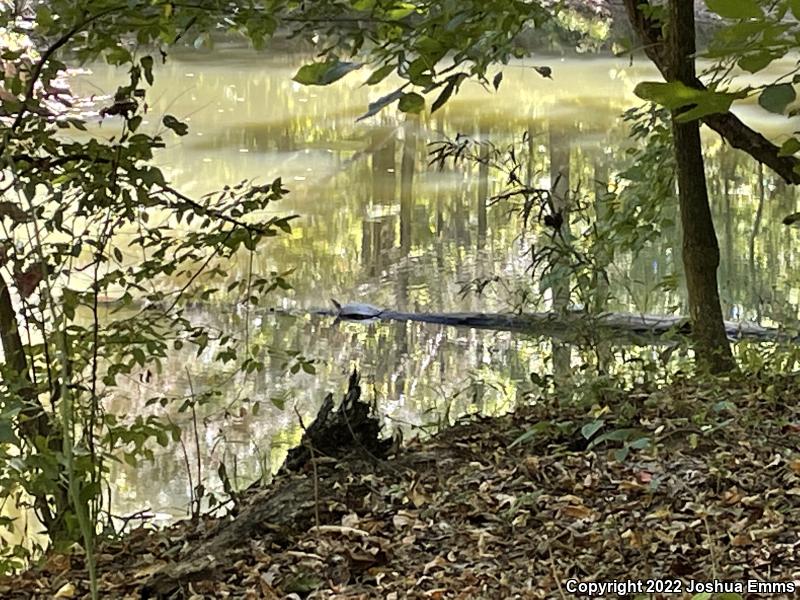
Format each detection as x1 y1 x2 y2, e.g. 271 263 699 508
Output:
74 48 800 522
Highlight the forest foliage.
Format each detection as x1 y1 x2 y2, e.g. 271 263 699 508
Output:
1 0 800 595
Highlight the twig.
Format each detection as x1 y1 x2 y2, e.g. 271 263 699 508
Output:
308 525 370 536
547 542 568 600
703 515 719 579
168 413 195 518
158 183 272 235
185 367 203 517
294 406 320 528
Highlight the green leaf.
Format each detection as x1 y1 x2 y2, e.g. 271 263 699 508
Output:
493 72 503 91
385 1 416 19
633 81 743 121
779 137 800 157
366 63 395 85
0 421 19 445
357 88 404 120
758 83 796 114
613 447 629 461
738 50 779 73
581 419 604 440
284 573 323 594
431 75 461 113
705 0 762 19
593 428 642 444
140 56 154 86
162 114 188 136
406 57 433 86
790 0 800 20
509 421 552 448
106 45 131 65
398 92 424 113
293 59 362 86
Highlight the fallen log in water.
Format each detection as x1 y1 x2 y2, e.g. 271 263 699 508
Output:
308 306 798 344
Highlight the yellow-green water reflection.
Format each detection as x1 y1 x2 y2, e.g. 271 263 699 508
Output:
73 49 800 520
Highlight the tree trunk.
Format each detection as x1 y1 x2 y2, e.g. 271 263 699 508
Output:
668 0 736 373
0 273 68 534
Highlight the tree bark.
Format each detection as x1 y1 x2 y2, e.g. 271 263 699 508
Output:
667 0 736 373
0 273 70 537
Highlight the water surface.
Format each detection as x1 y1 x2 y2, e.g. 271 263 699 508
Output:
74 48 800 520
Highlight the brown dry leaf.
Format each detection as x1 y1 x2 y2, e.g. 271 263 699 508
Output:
721 487 744 505
423 555 447 574
9 372 800 599
392 510 417 530
14 264 45 298
730 533 752 547
407 478 431 508
0 201 30 223
133 562 166 580
557 494 583 504
621 528 644 549
42 553 71 574
619 480 645 491
645 507 671 520
342 513 361 528
495 493 516 509
522 455 540 475
347 547 379 571
561 504 596 521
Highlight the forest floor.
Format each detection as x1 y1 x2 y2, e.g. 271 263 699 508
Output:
4 371 800 599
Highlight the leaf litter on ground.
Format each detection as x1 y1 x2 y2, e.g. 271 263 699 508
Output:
3 371 800 599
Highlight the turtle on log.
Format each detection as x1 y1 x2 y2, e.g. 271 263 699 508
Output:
331 298 384 321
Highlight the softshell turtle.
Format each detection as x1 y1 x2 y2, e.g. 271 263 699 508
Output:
331 299 384 320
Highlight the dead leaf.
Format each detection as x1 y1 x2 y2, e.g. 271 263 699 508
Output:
54 582 76 598
407 477 431 508
721 487 744 505
561 504 596 520
731 533 752 547
0 201 31 223
14 264 45 298
423 555 447 574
